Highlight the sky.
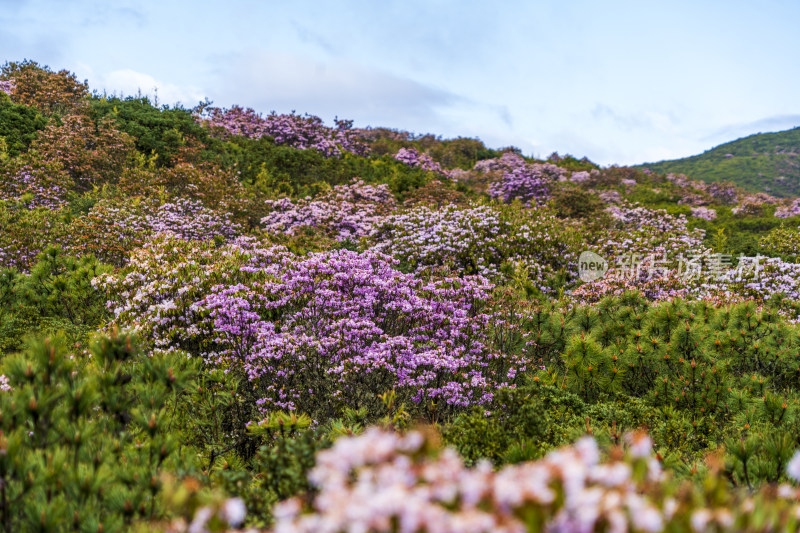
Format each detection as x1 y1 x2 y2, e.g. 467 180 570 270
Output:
1 0 799 166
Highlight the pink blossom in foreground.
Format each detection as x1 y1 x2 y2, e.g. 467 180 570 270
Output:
272 428 666 533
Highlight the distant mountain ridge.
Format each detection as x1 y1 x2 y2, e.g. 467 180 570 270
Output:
637 126 800 197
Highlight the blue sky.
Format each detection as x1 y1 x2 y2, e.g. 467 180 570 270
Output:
2 0 799 165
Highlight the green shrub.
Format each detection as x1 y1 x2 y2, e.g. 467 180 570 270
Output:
89 97 211 165
0 330 199 532
0 247 111 354
0 95 47 157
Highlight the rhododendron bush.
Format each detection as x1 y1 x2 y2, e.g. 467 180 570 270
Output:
261 179 395 241
0 160 71 210
485 154 567 206
197 105 367 157
66 197 241 265
393 147 446 174
0 203 69 271
370 203 581 292
97 235 524 419
271 427 800 533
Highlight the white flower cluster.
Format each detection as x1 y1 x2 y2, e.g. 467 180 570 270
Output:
262 179 395 241
272 428 666 533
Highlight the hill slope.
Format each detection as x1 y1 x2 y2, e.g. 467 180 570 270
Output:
638 126 800 197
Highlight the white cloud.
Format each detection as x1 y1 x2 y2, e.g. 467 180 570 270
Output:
213 51 465 130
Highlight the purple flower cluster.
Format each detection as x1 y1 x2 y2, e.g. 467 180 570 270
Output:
197 105 367 157
597 190 623 204
604 204 702 238
714 257 800 317
664 174 740 206
0 242 43 273
0 79 15 96
570 170 594 184
99 236 521 413
393 147 444 174
472 151 525 174
0 165 69 210
0 206 68 272
146 198 241 242
199 250 508 411
573 201 800 317
706 182 739 205
572 204 712 303
776 199 800 219
732 193 778 216
262 180 395 241
487 158 566 206
95 235 273 348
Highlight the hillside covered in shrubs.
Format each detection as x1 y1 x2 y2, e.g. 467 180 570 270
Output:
639 126 800 197
7 60 800 532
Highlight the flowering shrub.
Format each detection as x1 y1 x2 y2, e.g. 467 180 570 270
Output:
147 198 241 241
370 203 580 292
98 236 521 420
0 204 68 271
570 268 702 304
573 246 800 319
270 427 800 533
0 161 71 210
723 256 800 308
393 147 445 174
707 181 739 205
66 197 241 265
261 179 395 242
776 199 800 219
597 190 623 204
1 59 88 114
662 174 739 206
569 170 594 184
598 204 707 260
0 79 14 95
197 105 367 157
487 158 567 206
690 206 717 220
472 151 526 174
570 204 717 303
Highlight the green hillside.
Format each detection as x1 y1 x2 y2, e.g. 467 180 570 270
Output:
638 126 800 197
